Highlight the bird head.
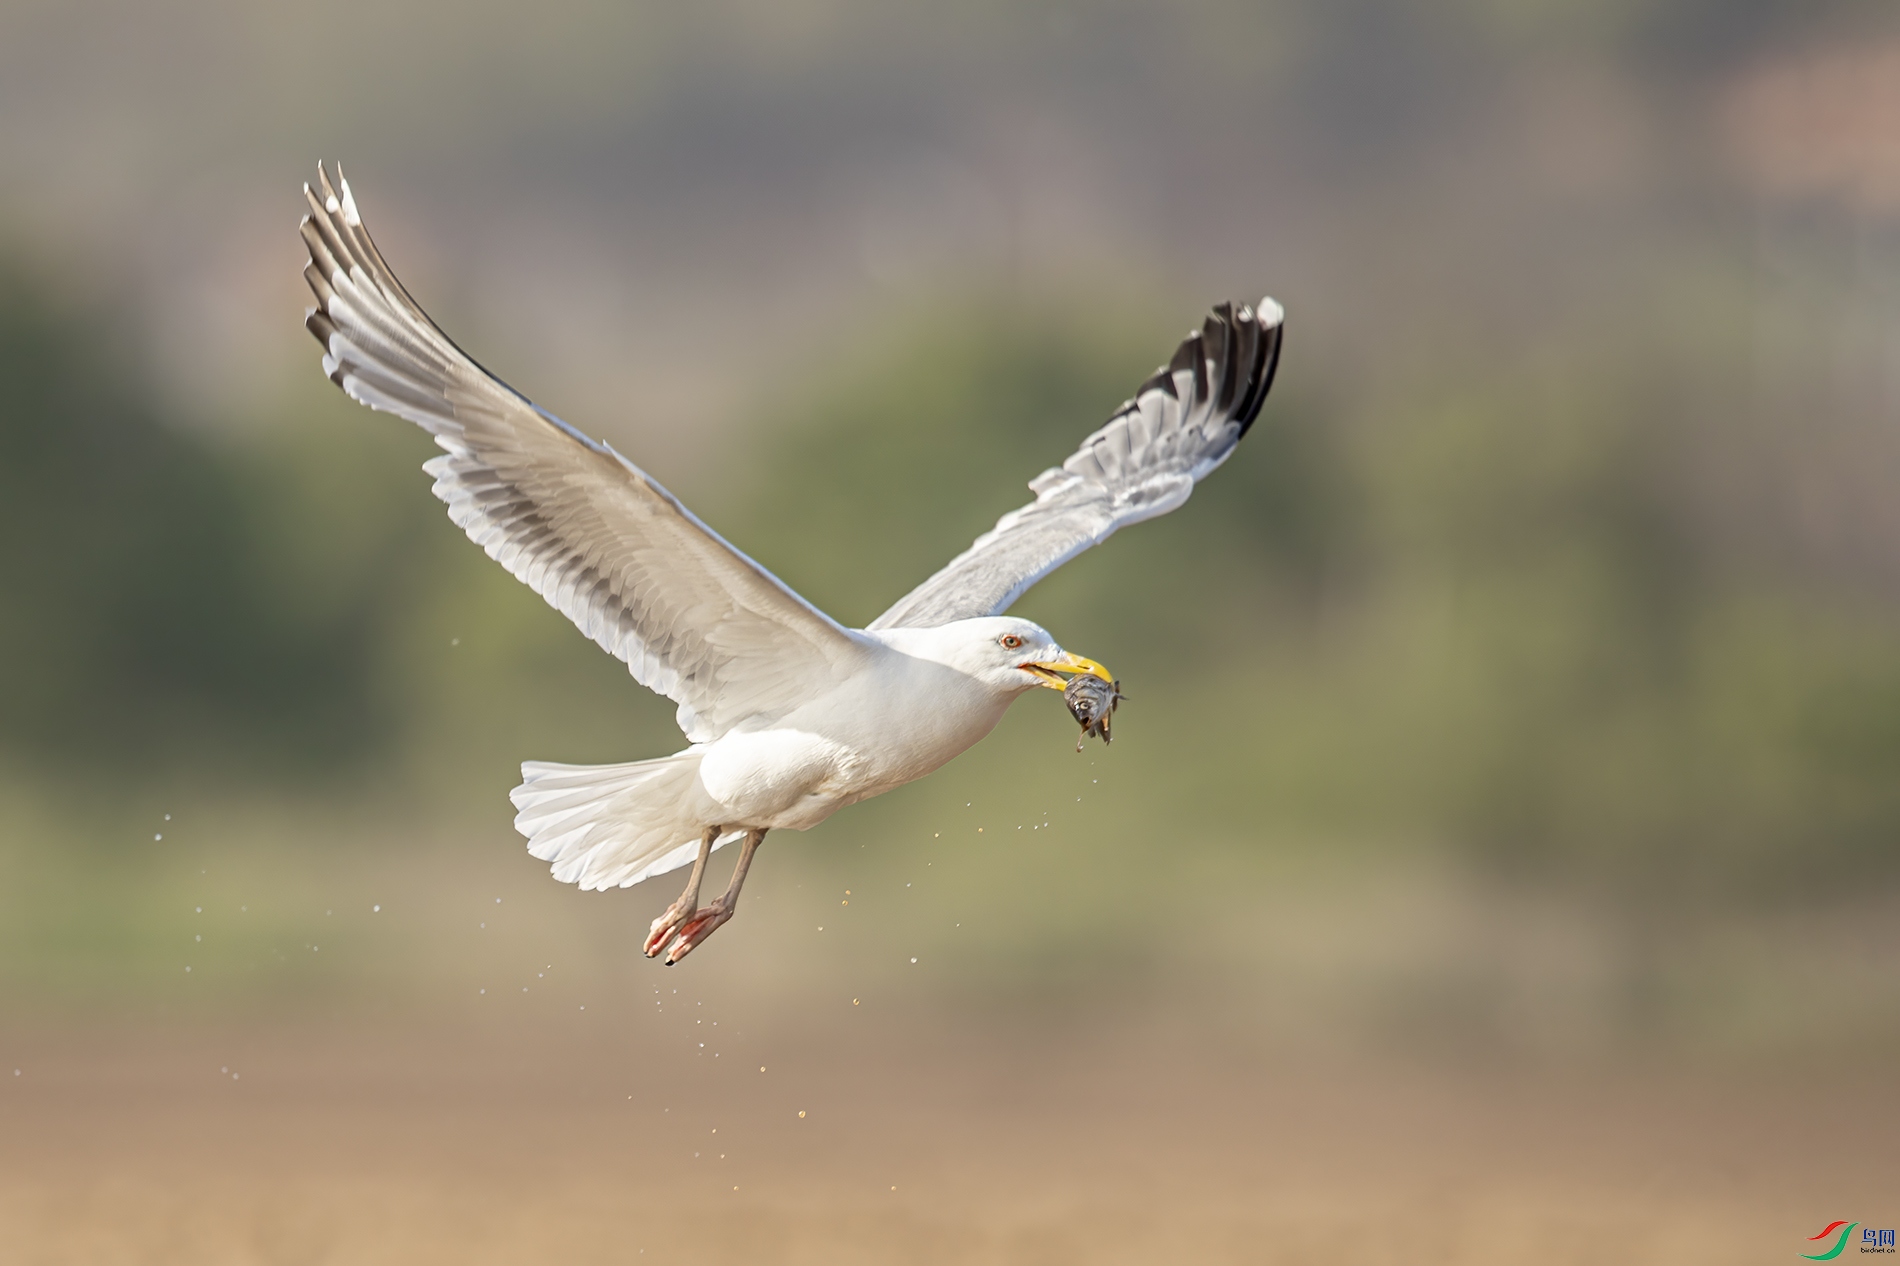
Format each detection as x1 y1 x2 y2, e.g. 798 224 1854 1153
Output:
917 616 1113 697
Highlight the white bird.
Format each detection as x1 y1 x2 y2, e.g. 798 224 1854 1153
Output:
300 165 1282 963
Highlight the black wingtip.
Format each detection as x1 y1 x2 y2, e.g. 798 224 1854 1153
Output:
1171 296 1284 441
1230 296 1283 440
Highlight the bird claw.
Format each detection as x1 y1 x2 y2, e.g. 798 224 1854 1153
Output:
644 899 696 959
663 902 734 965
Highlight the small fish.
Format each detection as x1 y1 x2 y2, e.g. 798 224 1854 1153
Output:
1063 674 1126 751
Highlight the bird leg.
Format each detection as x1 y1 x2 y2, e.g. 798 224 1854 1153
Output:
644 826 718 959
664 829 767 965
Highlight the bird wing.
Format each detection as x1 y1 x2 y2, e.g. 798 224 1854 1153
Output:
867 298 1283 631
300 165 870 743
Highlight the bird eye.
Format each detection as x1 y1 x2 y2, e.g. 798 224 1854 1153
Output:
1000 634 1023 650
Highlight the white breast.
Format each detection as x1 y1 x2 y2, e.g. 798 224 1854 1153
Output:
697 727 849 825
693 641 1018 832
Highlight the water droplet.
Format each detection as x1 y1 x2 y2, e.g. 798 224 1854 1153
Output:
910 957 918 964
154 834 162 841
164 815 171 821
798 1111 806 1118
372 905 380 912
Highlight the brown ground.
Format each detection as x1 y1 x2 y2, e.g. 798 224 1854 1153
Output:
0 1003 1892 1265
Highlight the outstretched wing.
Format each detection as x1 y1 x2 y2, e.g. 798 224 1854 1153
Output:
867 299 1283 631
300 164 870 743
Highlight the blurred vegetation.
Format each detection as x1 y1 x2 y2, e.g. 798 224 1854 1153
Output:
0 267 384 774
724 295 1900 906
1 298 1896 1059
0 263 670 793
6 268 1899 908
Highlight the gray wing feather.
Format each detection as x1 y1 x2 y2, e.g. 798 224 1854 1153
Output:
868 298 1283 630
301 165 869 743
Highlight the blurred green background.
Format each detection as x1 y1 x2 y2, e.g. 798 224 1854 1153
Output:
3 0 1900 1068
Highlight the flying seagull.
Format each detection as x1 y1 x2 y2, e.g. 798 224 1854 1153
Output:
300 165 1282 964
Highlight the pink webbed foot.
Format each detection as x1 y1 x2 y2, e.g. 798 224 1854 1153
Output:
644 899 696 959
663 901 734 965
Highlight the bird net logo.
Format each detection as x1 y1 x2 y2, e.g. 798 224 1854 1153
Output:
1801 1221 1897 1258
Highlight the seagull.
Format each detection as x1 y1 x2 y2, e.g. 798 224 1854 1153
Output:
299 164 1282 964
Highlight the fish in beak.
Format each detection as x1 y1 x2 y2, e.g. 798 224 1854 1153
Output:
1063 672 1125 748
1019 651 1113 690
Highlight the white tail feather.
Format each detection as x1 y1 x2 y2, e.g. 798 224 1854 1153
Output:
511 752 730 891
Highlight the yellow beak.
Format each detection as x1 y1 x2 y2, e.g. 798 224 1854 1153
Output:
1020 652 1114 691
